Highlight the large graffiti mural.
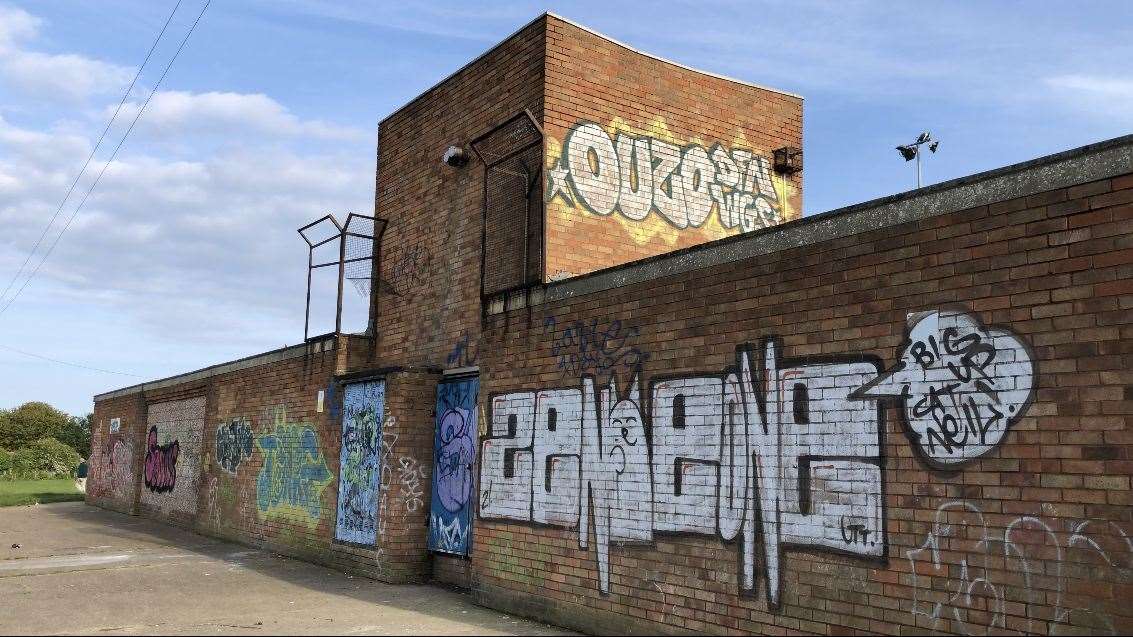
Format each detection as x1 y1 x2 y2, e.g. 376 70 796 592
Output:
428 377 479 555
255 406 332 525
139 397 206 517
335 381 384 545
479 309 1037 604
547 119 795 234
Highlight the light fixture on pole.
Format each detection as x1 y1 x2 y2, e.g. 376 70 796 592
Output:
896 131 940 189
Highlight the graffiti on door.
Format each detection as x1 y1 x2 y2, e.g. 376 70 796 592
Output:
335 381 384 545
428 377 479 555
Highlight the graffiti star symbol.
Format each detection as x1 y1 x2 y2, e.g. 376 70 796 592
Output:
547 160 573 206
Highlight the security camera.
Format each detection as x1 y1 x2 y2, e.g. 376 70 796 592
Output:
442 145 469 168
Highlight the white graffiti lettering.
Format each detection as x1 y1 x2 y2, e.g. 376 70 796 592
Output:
547 121 782 232
479 339 886 603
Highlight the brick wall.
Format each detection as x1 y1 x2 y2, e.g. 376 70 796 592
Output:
373 17 545 371
471 163 1133 634
542 15 803 281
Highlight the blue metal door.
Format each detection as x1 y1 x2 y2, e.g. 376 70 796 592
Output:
335 380 384 545
427 377 479 555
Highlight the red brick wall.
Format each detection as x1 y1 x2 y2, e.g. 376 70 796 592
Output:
373 17 545 372
542 15 803 281
90 337 441 582
471 172 1133 635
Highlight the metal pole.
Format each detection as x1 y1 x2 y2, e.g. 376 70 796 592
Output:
304 250 313 341
335 226 345 335
916 150 922 189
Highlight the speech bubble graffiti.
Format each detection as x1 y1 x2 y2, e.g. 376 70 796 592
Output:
854 309 1035 469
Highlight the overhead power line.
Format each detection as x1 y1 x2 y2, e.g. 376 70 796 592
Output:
0 0 211 319
0 343 143 377
0 0 184 306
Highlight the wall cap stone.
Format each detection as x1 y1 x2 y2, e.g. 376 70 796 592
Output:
94 336 336 402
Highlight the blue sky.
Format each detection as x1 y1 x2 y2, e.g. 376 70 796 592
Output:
1 0 1130 416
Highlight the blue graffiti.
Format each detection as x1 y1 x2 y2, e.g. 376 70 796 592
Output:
335 381 384 544
255 412 331 523
428 377 479 555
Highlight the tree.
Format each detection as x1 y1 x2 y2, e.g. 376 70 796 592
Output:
0 402 81 454
57 413 92 458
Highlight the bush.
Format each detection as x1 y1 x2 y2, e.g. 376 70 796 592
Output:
0 448 11 474
5 438 81 480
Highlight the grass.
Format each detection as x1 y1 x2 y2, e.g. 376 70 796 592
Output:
0 478 85 507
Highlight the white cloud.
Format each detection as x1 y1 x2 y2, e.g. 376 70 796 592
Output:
1044 75 1133 123
0 4 133 102
113 90 369 142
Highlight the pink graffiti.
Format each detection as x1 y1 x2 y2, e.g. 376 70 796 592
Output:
143 426 180 493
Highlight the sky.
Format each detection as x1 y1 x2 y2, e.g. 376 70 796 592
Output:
0 0 1130 416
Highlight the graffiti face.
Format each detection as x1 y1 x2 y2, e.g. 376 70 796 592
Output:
547 121 783 232
336 381 384 545
215 418 254 474
256 409 332 524
143 426 179 493
855 309 1036 468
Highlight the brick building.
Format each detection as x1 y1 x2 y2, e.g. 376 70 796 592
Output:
90 13 1133 636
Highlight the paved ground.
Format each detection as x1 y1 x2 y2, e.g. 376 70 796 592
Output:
0 502 571 636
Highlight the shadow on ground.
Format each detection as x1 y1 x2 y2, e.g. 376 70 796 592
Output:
0 502 571 636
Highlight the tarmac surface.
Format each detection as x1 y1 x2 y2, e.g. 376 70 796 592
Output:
0 502 572 635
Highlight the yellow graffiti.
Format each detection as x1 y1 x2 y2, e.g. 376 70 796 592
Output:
545 117 798 280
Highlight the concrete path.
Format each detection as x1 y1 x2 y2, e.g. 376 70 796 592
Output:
0 502 571 635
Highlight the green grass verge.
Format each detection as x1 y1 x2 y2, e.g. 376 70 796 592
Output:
0 478 85 507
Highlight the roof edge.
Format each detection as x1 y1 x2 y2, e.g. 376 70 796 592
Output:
377 12 801 128
545 13 802 99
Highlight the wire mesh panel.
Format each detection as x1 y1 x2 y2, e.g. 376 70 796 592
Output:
471 111 543 298
343 214 377 298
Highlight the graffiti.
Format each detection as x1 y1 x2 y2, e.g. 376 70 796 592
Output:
255 407 332 524
544 316 650 381
375 420 398 539
429 514 469 554
446 332 479 368
215 418 254 473
547 120 782 232
143 427 180 493
109 417 121 433
205 475 222 530
89 438 133 502
324 382 340 422
854 309 1036 469
335 381 384 545
480 338 886 603
381 241 434 298
140 397 206 516
398 456 427 513
480 309 1035 602
428 378 479 555
908 502 1133 635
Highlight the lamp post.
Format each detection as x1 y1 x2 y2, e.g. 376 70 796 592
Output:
896 132 940 189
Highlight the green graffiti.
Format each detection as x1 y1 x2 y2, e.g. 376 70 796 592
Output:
255 408 331 525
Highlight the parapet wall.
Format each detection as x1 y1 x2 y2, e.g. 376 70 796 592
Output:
472 137 1133 634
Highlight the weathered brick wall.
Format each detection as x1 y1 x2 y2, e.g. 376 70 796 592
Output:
90 337 443 583
87 392 145 514
373 17 544 371
471 168 1133 635
542 15 803 281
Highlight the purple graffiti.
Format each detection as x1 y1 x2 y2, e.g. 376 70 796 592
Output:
435 408 474 513
144 426 180 493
